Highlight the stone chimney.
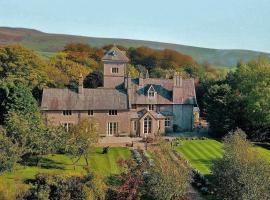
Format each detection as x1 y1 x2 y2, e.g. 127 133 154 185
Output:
173 72 182 88
125 72 132 89
78 73 84 95
173 72 183 103
145 70 149 79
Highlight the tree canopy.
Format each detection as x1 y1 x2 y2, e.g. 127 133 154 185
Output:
212 129 270 200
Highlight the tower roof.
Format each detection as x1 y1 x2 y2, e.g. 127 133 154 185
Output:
102 46 129 62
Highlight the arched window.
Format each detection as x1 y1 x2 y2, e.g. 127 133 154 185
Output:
144 116 152 134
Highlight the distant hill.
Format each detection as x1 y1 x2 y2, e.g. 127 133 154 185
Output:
0 27 269 67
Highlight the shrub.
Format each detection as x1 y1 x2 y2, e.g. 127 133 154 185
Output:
0 128 20 172
24 174 86 200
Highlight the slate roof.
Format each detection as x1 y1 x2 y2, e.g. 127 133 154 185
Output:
41 88 128 111
129 78 196 105
130 109 166 119
102 46 129 62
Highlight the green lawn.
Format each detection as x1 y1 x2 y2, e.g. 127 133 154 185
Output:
175 139 270 175
0 147 131 194
175 139 223 175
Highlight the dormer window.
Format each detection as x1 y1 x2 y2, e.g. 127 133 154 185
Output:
148 85 156 98
112 67 119 73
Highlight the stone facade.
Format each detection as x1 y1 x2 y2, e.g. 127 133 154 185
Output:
41 46 198 137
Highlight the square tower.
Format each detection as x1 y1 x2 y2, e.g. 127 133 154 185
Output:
102 46 129 88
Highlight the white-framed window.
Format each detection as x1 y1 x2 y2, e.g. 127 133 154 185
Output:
107 122 118 136
109 110 118 116
144 116 152 134
165 118 171 127
112 67 119 73
62 122 73 132
88 110 94 116
148 85 156 98
63 110 72 115
148 104 155 111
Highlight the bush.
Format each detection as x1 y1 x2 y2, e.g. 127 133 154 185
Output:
191 170 211 195
0 128 20 172
24 174 87 200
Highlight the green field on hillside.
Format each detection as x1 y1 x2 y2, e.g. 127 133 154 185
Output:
0 147 131 194
175 139 270 175
1 27 270 67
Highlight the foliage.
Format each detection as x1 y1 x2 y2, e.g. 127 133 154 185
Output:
113 159 145 200
231 58 270 140
212 129 270 200
67 118 99 166
0 127 20 172
25 173 88 200
84 70 103 88
127 64 140 78
0 179 29 200
0 44 49 89
148 140 191 200
46 125 70 153
4 83 40 115
202 57 270 140
3 83 50 158
128 46 197 71
47 52 91 87
85 173 107 200
65 43 103 64
0 45 50 122
203 83 243 137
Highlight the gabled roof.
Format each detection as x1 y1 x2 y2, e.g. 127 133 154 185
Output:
102 46 129 62
128 78 196 105
41 88 128 110
130 109 166 119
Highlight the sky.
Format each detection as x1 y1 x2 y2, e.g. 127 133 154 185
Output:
0 0 270 53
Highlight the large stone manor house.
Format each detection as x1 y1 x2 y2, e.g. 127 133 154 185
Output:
41 46 198 137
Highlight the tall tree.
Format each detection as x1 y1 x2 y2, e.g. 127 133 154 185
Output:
203 84 243 138
231 58 270 140
0 44 49 89
4 83 50 159
67 118 99 166
212 129 270 200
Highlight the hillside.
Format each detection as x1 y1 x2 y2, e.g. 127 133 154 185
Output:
0 27 269 67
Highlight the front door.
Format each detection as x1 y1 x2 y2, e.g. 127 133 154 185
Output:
107 122 118 136
143 116 152 136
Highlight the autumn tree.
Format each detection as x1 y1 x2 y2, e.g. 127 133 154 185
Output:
64 43 101 66
212 129 270 200
0 44 49 89
114 159 145 200
47 52 91 87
